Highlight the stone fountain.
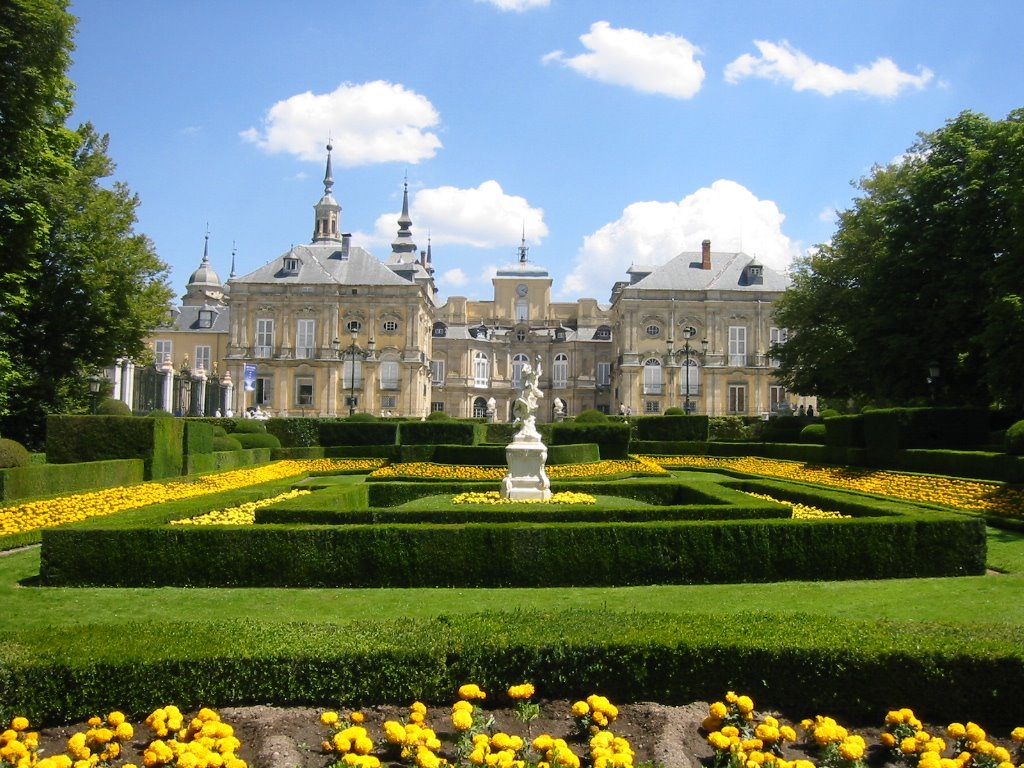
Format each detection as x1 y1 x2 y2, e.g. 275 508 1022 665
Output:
500 355 552 501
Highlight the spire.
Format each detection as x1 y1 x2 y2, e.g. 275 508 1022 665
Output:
389 173 417 263
202 224 210 265
425 232 434 275
518 224 529 264
229 242 237 279
312 141 342 243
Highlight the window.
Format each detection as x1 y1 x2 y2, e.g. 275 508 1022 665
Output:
680 358 701 396
294 376 314 407
255 376 273 406
769 327 788 367
346 319 361 333
194 345 211 374
381 395 397 410
511 353 529 388
645 401 661 414
430 360 446 385
472 397 488 418
515 298 528 323
643 358 663 395
380 359 400 390
553 353 568 388
596 404 610 415
728 384 747 414
341 359 363 389
296 319 315 359
770 385 787 412
646 325 661 337
255 319 274 358
283 257 299 273
383 320 399 333
728 326 747 367
515 329 527 342
197 310 214 328
473 351 490 387
594 326 611 340
597 361 611 387
154 340 172 366
431 402 445 413
432 322 447 338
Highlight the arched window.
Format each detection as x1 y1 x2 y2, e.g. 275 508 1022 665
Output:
473 351 490 387
515 298 528 323
553 353 568 389
472 397 488 418
512 353 529 388
643 358 663 395
680 358 701 396
341 359 363 389
379 358 400 390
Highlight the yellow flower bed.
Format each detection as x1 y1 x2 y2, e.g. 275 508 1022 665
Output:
171 489 312 525
0 459 382 537
369 456 668 482
743 491 851 520
452 490 597 505
643 455 1024 517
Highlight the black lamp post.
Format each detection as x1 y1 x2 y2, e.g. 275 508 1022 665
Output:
88 373 102 414
341 328 375 417
673 326 709 414
927 361 940 403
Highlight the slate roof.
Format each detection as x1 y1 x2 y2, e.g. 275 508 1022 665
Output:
626 250 789 292
231 243 414 287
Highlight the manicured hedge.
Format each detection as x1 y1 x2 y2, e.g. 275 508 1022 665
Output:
0 459 144 502
1 610 1022 727
889 449 1024 484
266 417 321 447
40 509 984 589
211 448 272 470
549 423 630 459
319 421 399 447
231 432 282 450
183 421 214 455
398 421 477 446
632 415 710 442
45 415 184 480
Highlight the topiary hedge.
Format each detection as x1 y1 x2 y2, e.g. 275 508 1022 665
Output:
0 459 144 503
319 421 399 447
45 415 184 480
230 432 282 450
266 418 320 447
549 422 630 459
1006 420 1024 456
399 421 476 446
95 398 132 416
0 438 30 468
800 424 827 444
632 415 710 442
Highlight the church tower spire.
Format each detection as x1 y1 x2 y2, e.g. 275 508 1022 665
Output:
517 224 529 264
312 141 342 243
389 173 417 263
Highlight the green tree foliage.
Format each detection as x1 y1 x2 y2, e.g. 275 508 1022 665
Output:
0 1 172 444
773 109 1024 409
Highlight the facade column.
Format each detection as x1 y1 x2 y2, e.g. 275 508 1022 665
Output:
193 368 207 416
161 358 175 412
111 359 124 405
221 371 234 417
123 360 135 408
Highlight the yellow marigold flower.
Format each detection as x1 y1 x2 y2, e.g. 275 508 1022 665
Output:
947 723 966 739
964 723 986 743
881 733 897 748
725 692 739 704
571 701 590 718
9 717 29 733
779 726 797 743
533 735 554 752
900 737 919 755
409 711 425 725
411 702 427 716
721 726 740 739
321 711 339 727
508 683 535 700
452 709 474 732
736 696 754 715
839 739 865 761
383 721 406 745
709 732 732 751
459 684 487 701
351 712 365 724
709 702 728 719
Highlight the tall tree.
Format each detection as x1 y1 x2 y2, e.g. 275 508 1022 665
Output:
772 109 1024 409
0 1 172 444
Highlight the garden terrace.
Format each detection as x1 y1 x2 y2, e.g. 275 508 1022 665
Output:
38 470 984 588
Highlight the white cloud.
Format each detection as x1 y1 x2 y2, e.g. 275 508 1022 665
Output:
818 205 837 224
476 0 549 11
543 21 704 99
725 40 933 98
241 80 442 165
440 268 469 288
373 180 547 249
562 180 799 298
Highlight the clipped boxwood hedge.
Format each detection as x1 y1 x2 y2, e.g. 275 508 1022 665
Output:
40 507 984 589
632 415 710 442
549 422 630 459
45 415 183 480
0 459 144 503
231 432 282 450
398 421 476 446
319 421 399 447
1 610 1022 728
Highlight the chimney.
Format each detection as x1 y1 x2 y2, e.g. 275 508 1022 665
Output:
341 233 351 260
701 239 712 270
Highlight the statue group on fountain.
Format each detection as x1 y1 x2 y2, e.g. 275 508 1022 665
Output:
501 355 551 500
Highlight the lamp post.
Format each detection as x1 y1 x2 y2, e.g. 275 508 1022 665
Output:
341 329 375 417
671 326 709 414
88 373 102 414
927 361 940 403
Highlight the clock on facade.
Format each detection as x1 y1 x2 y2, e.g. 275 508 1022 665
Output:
516 284 528 296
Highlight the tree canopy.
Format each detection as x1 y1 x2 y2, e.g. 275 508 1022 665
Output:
772 109 1024 410
0 0 172 445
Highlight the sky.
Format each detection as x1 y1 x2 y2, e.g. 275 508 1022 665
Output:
67 0 1024 305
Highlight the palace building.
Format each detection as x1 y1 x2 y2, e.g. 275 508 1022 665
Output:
134 146 795 420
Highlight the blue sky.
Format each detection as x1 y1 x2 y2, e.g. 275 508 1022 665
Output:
68 0 1024 304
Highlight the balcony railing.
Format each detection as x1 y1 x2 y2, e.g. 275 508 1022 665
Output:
643 383 664 395
379 379 401 391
